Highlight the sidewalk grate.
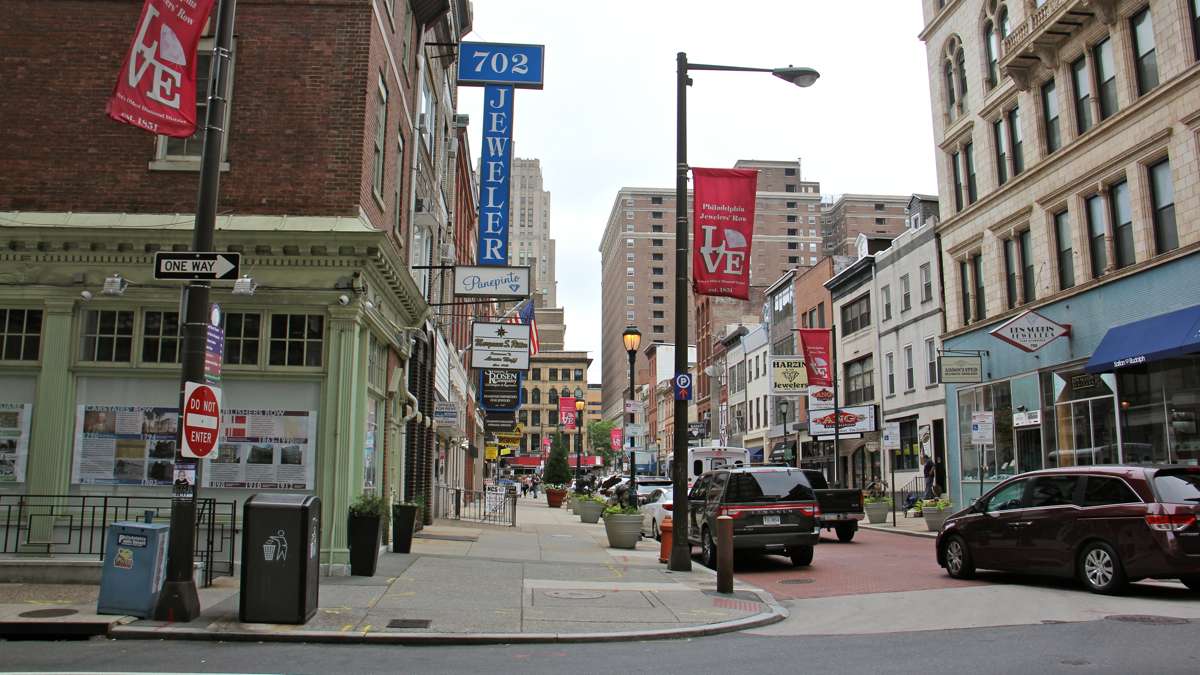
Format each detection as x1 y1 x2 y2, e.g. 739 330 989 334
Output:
18 608 78 619
387 619 432 629
1105 615 1190 625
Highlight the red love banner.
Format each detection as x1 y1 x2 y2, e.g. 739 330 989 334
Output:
610 428 623 451
559 397 577 431
691 168 758 300
797 328 834 386
107 0 217 138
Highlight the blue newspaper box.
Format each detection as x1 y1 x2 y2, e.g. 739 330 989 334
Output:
97 521 170 618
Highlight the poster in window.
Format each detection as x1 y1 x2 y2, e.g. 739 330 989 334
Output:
73 405 179 486
0 403 32 483
202 409 316 490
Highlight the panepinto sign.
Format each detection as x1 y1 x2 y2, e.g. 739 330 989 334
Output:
990 310 1070 353
691 168 758 300
796 329 834 386
107 0 216 138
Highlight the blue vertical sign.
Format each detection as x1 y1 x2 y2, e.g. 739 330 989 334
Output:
477 85 513 266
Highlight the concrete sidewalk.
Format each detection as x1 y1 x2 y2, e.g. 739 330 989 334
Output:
859 511 939 538
3 497 785 644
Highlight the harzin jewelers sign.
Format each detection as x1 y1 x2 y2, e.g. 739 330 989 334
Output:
990 310 1070 353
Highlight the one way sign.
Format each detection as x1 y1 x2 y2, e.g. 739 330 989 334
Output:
153 252 241 281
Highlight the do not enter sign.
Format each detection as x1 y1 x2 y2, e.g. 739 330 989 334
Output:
182 381 222 458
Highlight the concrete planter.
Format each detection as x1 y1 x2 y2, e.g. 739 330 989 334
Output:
864 502 891 524
603 514 642 549
923 509 950 532
577 500 604 524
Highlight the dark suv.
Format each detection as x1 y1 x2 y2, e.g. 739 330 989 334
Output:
686 466 821 568
936 465 1200 594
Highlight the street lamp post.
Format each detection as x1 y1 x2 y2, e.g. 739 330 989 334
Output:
670 53 819 572
575 395 585 491
622 326 642 509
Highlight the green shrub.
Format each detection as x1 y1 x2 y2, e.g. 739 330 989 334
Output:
603 504 640 517
543 433 572 486
349 492 385 517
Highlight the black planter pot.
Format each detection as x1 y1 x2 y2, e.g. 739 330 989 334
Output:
347 513 381 576
391 504 418 554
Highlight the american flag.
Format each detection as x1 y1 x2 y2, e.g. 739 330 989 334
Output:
507 299 539 355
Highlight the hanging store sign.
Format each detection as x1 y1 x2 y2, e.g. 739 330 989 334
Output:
453 265 530 298
483 411 517 433
691 168 758 300
457 42 545 89
106 0 217 138
471 322 530 370
433 402 460 426
770 356 808 395
940 355 983 383
991 310 1070 353
479 369 522 411
476 85 514 266
796 329 834 386
810 405 876 437
807 385 835 410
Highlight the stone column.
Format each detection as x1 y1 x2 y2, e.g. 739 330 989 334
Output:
316 307 364 570
25 298 78 496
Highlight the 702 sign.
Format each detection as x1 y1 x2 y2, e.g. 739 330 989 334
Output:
458 42 544 90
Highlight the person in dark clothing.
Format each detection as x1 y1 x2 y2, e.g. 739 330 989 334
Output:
923 455 936 499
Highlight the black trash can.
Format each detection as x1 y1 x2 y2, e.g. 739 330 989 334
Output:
391 503 417 553
240 494 320 624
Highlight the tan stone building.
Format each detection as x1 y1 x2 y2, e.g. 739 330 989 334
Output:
598 159 823 421
920 0 1200 506
516 351 591 460
507 158 557 308
822 194 913 257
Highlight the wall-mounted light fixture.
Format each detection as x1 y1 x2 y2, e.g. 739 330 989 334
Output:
232 275 257 296
101 273 127 296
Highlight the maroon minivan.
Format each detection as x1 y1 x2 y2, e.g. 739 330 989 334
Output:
936 466 1200 594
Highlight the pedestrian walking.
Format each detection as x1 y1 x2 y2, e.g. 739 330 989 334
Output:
531 475 540 499
521 478 529 498
922 454 936 499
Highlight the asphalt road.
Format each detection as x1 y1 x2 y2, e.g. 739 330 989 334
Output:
4 618 1200 674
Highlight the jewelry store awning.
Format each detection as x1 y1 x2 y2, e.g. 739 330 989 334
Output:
1085 304 1200 373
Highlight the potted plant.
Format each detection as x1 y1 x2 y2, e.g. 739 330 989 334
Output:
390 498 419 554
543 435 572 508
863 495 892 524
577 494 606 524
921 498 952 532
602 504 642 549
348 492 385 576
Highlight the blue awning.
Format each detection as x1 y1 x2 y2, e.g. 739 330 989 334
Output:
1085 304 1200 373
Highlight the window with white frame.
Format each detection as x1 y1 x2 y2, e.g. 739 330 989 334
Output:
224 312 261 366
885 352 895 396
155 37 234 164
80 310 135 362
925 337 938 385
372 74 388 199
900 274 911 312
269 314 324 367
903 344 914 391
920 263 933 302
0 309 42 361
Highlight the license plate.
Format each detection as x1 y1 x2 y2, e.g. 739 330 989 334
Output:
763 515 781 526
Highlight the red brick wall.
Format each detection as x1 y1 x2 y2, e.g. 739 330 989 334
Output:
0 0 390 221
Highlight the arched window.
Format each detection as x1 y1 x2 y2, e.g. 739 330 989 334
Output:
943 36 967 120
531 388 541 404
982 2 1010 90
548 388 558 404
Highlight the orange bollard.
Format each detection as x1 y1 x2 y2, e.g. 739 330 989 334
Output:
659 516 673 564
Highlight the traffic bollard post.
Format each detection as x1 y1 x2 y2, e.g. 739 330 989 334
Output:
716 514 733 594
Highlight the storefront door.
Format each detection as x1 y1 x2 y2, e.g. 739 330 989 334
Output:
1053 396 1118 466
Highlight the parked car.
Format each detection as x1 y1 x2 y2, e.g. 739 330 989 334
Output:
640 488 673 540
604 476 673 506
800 469 864 542
936 465 1200 594
686 466 821 569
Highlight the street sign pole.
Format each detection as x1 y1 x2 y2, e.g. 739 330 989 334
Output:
155 0 236 623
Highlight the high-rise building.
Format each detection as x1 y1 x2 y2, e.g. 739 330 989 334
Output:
507 158 556 308
598 159 823 420
821 194 913 257
920 0 1200 506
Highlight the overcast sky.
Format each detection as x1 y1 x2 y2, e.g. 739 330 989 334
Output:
460 1 938 383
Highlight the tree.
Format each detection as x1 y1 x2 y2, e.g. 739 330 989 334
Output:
587 419 618 466
543 432 572 486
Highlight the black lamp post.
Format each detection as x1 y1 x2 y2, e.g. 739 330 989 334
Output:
559 385 571 488
622 326 642 509
670 53 818 572
778 399 789 464
575 392 585 492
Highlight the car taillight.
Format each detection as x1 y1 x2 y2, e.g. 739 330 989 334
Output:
1145 514 1197 532
717 506 744 518
663 503 673 511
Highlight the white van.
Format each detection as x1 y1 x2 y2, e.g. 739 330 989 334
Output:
668 445 752 486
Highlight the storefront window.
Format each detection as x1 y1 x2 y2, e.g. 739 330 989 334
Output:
1117 357 1200 465
958 381 1014 482
895 419 919 470
1047 370 1118 466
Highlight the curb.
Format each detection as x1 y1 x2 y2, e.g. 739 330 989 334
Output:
859 523 938 539
107 595 788 645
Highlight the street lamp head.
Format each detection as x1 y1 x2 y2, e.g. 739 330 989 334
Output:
575 398 585 412
622 325 642 354
772 66 820 88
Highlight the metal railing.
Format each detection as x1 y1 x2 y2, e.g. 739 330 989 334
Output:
433 485 517 527
0 494 237 587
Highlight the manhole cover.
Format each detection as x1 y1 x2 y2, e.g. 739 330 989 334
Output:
387 619 431 629
1105 614 1190 625
18 608 78 619
779 578 814 585
544 590 605 600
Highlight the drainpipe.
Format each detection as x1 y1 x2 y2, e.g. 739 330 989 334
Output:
399 331 421 502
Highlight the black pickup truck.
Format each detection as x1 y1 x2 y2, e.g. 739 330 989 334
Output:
800 469 864 542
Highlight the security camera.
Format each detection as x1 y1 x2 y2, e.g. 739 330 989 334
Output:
338 294 351 306
80 290 93 301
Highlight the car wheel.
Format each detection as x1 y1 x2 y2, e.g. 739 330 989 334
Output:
1078 541 1127 595
942 535 975 580
652 519 661 541
789 545 814 567
835 524 856 543
701 528 717 569
1180 575 1200 592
